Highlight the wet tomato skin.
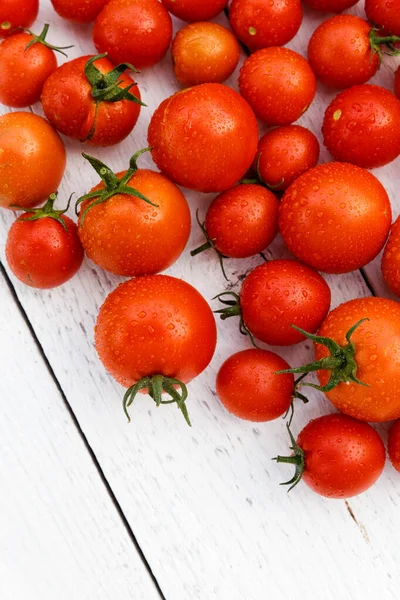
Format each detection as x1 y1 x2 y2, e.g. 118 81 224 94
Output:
172 22 240 86
382 217 400 297
308 16 380 89
279 162 392 274
395 67 400 100
216 349 294 421
95 275 217 388
297 414 385 498
303 0 359 12
78 169 191 277
365 0 400 36
229 0 302 52
51 0 109 23
6 214 84 289
0 32 57 107
316 297 400 422
148 83 258 193
41 55 141 146
93 0 172 69
388 420 400 472
240 259 331 346
256 125 319 191
161 0 228 22
322 84 400 169
239 47 316 126
0 0 38 37
204 184 279 258
0 112 66 210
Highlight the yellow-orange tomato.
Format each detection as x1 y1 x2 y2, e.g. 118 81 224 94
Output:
0 112 66 210
172 22 240 86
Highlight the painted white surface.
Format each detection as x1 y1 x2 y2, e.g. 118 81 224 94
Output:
1 1 400 599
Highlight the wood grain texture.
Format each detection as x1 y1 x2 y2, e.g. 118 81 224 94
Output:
0 274 161 600
1 1 400 598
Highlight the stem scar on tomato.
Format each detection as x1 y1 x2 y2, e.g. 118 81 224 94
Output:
275 318 370 392
75 147 158 225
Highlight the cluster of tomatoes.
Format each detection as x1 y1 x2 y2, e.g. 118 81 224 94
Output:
1 0 400 501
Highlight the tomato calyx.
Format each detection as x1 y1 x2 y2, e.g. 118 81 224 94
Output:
191 210 229 281
284 373 310 427
123 374 191 426
23 23 74 58
273 424 305 492
84 54 146 106
76 148 158 225
12 192 72 232
276 318 370 392
214 291 259 347
368 28 400 61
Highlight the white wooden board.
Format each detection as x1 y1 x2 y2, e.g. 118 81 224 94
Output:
1 0 400 598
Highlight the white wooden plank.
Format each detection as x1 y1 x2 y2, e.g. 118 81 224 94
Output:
1 1 400 599
0 273 160 600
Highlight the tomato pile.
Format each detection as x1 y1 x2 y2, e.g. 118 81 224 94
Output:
1 0 400 501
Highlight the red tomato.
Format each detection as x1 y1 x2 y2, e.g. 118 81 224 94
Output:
0 112 66 210
216 349 294 421
279 163 392 274
148 83 258 193
382 216 400 297
192 184 279 266
161 0 228 22
230 0 302 51
6 194 84 289
0 28 60 108
255 126 319 191
365 0 400 36
93 0 172 69
239 47 316 126
276 414 385 498
41 54 142 147
51 0 109 23
172 22 240 86
303 0 359 12
388 420 400 472
323 84 400 169
215 259 331 346
307 16 386 89
77 152 191 277
0 0 38 38
396 67 400 99
95 275 217 424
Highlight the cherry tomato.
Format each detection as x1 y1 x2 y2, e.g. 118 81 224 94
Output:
93 0 172 69
6 194 84 289
276 414 385 498
148 83 258 193
279 163 392 274
307 16 391 89
365 0 400 36
0 27 63 108
95 275 217 424
0 112 66 210
239 47 316 126
0 0 38 38
303 0 359 12
172 22 240 86
382 216 400 297
41 54 142 147
77 151 191 277
323 84 400 169
215 259 331 346
161 0 228 22
396 67 400 99
51 0 109 23
216 349 294 421
388 420 400 472
255 126 319 191
191 184 279 275
230 0 302 51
